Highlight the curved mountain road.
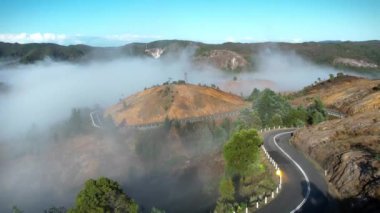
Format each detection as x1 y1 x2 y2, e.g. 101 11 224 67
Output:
258 129 339 213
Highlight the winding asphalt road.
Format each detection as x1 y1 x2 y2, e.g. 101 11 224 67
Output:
258 129 339 213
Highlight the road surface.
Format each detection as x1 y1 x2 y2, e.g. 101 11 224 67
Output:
258 129 339 213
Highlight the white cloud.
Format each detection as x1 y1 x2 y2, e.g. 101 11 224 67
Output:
0 33 68 44
0 33 163 46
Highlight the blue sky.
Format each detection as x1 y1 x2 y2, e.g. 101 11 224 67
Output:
0 0 379 46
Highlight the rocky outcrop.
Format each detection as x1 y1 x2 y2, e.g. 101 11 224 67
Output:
328 151 380 199
145 48 165 59
333 57 378 69
194 49 249 71
291 111 380 212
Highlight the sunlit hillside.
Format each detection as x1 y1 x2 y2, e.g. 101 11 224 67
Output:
105 83 248 126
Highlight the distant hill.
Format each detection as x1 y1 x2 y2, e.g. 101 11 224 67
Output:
1 40 380 72
104 83 248 126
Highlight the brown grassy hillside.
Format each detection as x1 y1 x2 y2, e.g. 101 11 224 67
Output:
105 83 248 126
291 75 380 115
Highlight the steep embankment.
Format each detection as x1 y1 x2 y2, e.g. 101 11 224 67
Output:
291 111 379 212
290 76 380 212
105 83 248 126
291 75 380 115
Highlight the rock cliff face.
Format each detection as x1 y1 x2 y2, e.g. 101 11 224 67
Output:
144 48 165 59
194 49 249 71
328 151 379 199
291 111 380 212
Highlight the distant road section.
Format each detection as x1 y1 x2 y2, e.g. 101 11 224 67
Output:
90 111 103 128
90 108 244 130
326 108 346 118
258 129 338 213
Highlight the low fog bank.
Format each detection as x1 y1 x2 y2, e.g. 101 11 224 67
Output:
0 132 135 211
0 48 362 137
0 54 222 138
0 48 372 211
252 48 339 90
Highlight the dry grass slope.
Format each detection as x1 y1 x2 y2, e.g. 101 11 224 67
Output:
291 76 380 115
105 84 248 126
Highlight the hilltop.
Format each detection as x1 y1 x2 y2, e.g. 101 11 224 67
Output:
1 40 380 72
104 83 248 126
291 75 380 115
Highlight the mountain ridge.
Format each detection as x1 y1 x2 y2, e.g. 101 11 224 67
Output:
1 40 380 72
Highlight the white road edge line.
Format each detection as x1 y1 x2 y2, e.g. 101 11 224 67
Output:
272 131 311 213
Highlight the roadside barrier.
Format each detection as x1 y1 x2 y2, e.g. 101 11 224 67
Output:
242 126 286 212
243 125 306 212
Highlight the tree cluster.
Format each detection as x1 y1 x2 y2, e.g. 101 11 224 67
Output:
240 88 327 129
69 177 138 213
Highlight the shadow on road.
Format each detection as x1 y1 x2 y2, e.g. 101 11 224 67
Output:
300 180 335 213
300 180 380 213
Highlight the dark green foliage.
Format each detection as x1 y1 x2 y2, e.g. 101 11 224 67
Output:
311 111 325 124
214 200 235 212
306 98 327 124
253 89 291 127
337 72 345 78
69 177 138 213
246 88 260 102
247 88 327 127
283 106 308 127
223 129 262 176
329 73 335 80
0 42 90 64
219 177 235 201
269 113 283 127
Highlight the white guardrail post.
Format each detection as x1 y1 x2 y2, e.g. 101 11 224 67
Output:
254 126 286 212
